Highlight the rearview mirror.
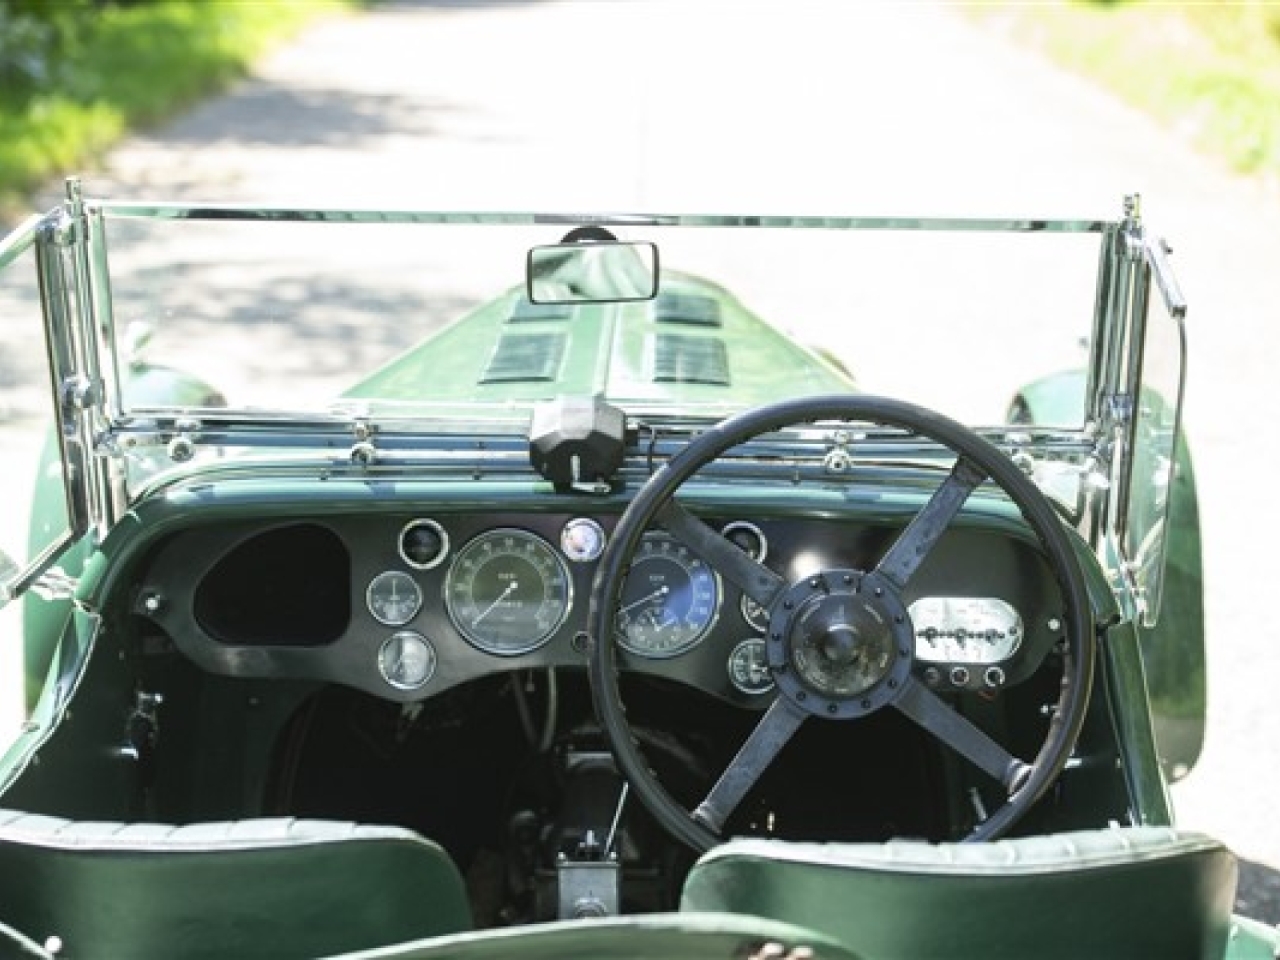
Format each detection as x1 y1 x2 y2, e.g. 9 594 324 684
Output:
527 241 659 304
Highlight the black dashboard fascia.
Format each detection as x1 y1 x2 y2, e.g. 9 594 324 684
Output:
135 503 1064 705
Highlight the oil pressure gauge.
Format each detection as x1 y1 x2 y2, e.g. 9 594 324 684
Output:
366 570 423 626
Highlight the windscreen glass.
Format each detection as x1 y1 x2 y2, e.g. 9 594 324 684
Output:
99 212 1101 428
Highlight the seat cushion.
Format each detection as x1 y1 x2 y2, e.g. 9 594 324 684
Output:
0 810 472 960
680 827 1237 960
331 911 864 960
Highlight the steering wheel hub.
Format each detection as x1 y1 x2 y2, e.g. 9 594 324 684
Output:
770 570 914 715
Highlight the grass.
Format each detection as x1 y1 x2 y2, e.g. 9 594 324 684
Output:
965 1 1280 183
0 1 352 214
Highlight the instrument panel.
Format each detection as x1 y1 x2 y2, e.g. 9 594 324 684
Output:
138 506 1066 706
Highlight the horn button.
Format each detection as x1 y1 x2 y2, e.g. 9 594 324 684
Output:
767 569 914 720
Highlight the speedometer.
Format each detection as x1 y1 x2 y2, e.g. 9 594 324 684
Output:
445 529 572 656
616 532 721 657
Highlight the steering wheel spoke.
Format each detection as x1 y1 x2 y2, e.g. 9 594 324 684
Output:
894 677 1030 795
656 500 786 609
692 696 808 834
875 457 987 591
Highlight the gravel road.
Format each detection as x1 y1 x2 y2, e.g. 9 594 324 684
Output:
4 0 1279 925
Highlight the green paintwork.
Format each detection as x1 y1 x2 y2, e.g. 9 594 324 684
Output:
20 362 227 713
344 273 856 409
1014 369 1206 781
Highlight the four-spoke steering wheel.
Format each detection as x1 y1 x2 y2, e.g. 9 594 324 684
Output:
588 395 1095 852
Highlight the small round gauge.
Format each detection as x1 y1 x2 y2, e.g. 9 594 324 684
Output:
445 529 572 655
722 521 767 562
366 570 423 626
616 532 722 658
728 638 775 695
378 631 437 690
561 518 606 563
740 594 770 633
399 519 449 570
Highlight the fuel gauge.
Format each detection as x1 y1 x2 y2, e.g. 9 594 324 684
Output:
378 631 436 690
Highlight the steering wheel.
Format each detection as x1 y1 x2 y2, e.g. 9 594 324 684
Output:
588 395 1095 852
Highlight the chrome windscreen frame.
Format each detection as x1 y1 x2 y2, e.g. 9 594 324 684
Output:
25 179 1186 625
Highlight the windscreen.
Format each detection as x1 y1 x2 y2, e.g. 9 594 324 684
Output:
97 211 1103 428
0 223 75 589
1123 282 1187 627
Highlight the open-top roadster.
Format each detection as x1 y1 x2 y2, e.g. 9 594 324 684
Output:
0 179 1268 959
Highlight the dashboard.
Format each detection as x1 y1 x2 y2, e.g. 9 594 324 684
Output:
135 506 1064 706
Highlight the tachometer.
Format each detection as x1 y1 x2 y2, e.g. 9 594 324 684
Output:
445 529 572 655
616 532 721 657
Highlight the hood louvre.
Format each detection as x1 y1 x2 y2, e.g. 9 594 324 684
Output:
481 332 567 383
652 334 730 386
507 298 572 324
655 291 721 327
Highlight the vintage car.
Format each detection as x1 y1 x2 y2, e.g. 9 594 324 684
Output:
0 178 1269 959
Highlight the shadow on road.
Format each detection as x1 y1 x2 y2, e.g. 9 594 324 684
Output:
160 85 463 149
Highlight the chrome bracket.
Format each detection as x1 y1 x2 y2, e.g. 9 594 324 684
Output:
569 454 611 495
349 420 378 467
166 417 202 463
822 429 854 474
556 844 620 919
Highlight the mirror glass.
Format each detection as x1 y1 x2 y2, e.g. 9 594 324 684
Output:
527 241 658 304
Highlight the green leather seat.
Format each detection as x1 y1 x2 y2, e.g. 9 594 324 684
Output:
680 827 1238 960
0 810 472 960
331 911 863 960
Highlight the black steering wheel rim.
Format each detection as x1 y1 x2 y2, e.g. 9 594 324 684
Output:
588 394 1095 853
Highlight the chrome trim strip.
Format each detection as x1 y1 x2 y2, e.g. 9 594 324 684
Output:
93 203 1112 234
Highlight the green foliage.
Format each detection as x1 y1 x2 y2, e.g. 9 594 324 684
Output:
0 1 349 211
967 2 1280 181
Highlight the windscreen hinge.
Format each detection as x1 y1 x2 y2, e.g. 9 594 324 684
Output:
166 417 203 463
350 419 377 467
30 567 79 603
